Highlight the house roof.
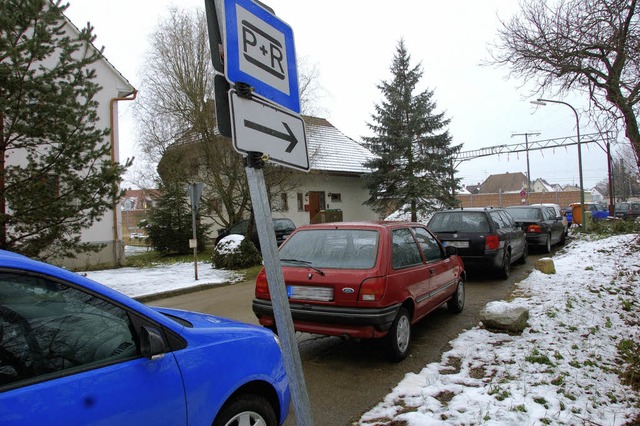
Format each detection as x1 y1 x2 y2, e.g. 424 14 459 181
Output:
303 116 374 174
478 172 527 193
122 189 159 210
532 178 555 192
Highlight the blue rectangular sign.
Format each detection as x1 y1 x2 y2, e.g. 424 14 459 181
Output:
224 0 300 113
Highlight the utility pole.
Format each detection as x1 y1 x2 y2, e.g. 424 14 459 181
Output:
511 132 541 197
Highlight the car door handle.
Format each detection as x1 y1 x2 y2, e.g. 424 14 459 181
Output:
429 269 436 276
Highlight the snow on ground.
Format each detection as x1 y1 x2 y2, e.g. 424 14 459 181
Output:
83 233 640 425
358 234 640 425
85 245 243 299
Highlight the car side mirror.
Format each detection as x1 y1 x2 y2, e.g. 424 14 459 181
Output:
140 325 166 360
444 245 457 257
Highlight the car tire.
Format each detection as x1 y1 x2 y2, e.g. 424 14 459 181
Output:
498 251 511 279
544 233 552 253
447 279 465 313
516 243 528 265
387 307 411 362
213 394 277 426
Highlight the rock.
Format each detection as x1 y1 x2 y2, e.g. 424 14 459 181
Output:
480 301 529 333
535 257 556 274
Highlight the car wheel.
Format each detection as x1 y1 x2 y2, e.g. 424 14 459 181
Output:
213 394 277 426
516 243 528 265
544 234 552 253
499 251 511 279
447 279 465 313
387 307 411 362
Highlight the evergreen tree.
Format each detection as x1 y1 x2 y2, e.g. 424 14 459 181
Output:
363 40 461 221
146 180 208 254
0 0 128 260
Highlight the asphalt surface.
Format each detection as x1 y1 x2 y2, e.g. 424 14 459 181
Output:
149 250 547 425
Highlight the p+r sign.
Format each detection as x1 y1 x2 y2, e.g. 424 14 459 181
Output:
223 0 300 113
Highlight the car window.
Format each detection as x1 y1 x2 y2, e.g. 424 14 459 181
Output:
228 221 249 234
544 207 555 220
428 212 490 233
489 211 505 229
391 228 423 269
506 208 541 221
498 211 516 228
412 227 442 262
279 229 378 269
0 272 138 387
273 219 295 232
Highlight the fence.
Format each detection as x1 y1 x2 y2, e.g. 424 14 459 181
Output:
456 190 589 209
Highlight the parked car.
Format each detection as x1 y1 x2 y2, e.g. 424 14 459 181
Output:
532 203 568 236
614 201 640 220
0 250 290 426
252 221 466 361
569 202 609 225
426 207 527 279
505 205 566 253
215 218 296 249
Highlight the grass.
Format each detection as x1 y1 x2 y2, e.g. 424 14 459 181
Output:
572 221 640 399
125 249 263 282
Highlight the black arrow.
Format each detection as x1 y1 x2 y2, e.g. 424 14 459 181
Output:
244 120 298 153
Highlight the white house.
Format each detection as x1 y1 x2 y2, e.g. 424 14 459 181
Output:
8 11 136 269
62 17 137 269
271 116 381 227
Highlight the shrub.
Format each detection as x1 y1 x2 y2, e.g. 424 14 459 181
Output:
212 237 262 270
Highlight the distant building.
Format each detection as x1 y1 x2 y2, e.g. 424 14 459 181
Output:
121 189 159 239
531 178 555 193
477 172 528 194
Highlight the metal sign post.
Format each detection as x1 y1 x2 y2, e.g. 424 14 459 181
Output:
205 1 313 423
244 153 314 426
188 182 203 280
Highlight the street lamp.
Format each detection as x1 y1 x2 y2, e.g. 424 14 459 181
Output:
530 98 587 231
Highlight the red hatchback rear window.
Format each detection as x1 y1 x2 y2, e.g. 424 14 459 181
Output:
279 229 379 269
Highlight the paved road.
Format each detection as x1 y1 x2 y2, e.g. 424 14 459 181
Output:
149 251 547 425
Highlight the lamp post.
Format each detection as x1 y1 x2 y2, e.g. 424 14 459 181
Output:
530 99 586 231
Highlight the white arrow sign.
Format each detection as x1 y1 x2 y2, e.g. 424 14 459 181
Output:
229 90 309 172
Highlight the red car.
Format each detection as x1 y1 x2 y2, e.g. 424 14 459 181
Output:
252 221 466 361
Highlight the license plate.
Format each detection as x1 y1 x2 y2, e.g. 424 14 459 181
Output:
446 240 469 248
287 285 333 301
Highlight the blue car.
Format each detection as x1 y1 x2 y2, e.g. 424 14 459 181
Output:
0 250 290 426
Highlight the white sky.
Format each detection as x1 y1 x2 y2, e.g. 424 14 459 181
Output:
86 234 640 424
64 0 620 189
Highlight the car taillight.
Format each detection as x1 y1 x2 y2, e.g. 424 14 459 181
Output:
360 277 386 302
485 234 500 250
527 224 542 233
255 269 270 299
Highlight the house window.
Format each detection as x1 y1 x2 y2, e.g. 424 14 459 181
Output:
329 193 342 203
297 192 304 211
280 193 289 211
207 197 220 214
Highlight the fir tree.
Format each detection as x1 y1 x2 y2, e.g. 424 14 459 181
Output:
363 40 461 221
0 0 128 260
145 180 208 255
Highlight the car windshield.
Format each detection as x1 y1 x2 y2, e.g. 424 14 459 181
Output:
506 208 542 221
616 203 630 211
273 219 295 231
428 212 490 233
279 229 378 269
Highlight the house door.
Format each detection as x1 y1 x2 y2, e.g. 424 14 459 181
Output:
308 191 326 223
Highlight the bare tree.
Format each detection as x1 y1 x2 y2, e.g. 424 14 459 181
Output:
135 6 318 229
490 0 640 172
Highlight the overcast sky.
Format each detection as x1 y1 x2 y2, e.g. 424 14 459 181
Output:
65 0 618 190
